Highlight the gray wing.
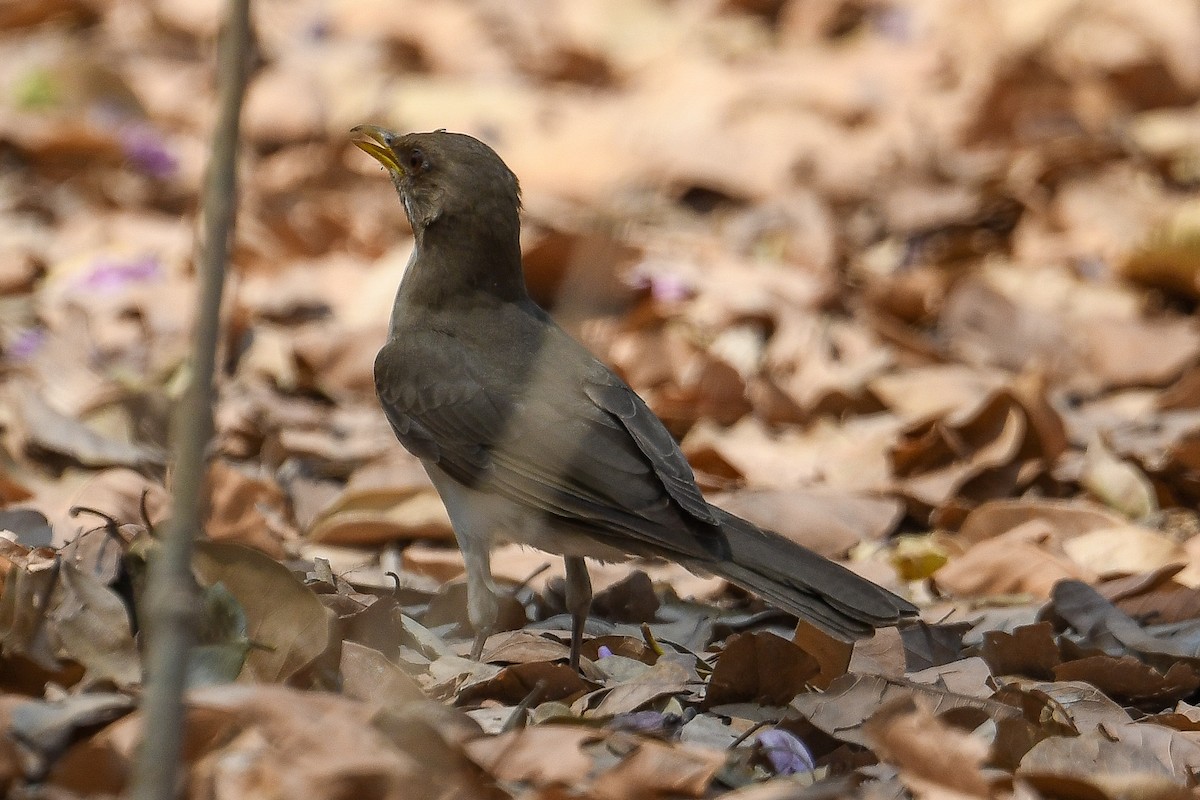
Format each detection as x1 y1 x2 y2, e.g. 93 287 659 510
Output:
374 334 722 560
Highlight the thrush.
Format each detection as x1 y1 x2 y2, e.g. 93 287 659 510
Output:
352 125 917 668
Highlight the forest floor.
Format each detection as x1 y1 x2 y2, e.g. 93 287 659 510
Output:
3 1 1200 798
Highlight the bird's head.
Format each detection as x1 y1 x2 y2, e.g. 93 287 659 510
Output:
350 125 521 237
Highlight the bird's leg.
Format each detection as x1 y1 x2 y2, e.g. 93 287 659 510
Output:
563 556 592 671
460 536 500 661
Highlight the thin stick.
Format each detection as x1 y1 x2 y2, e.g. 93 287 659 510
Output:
128 0 252 796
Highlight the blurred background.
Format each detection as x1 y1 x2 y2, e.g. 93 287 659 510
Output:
1 0 1200 592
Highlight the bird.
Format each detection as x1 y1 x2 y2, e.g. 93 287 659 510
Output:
351 125 917 669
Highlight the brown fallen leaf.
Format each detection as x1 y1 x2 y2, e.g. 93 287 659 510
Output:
1099 566 1200 625
339 641 428 710
589 736 725 800
935 520 1095 599
791 673 1022 749
1062 524 1184 579
907 656 996 700
456 661 594 707
1053 656 1200 707
1049 580 1200 662
587 656 691 718
11 386 165 471
981 622 1061 681
706 631 818 707
0 542 66 672
205 459 293 557
9 692 135 785
848 625 907 678
891 389 1037 521
463 723 602 785
791 620 852 689
192 541 331 683
47 560 140 688
864 696 995 799
957 498 1128 547
1018 726 1193 799
1079 435 1159 519
479 630 572 665
52 684 487 799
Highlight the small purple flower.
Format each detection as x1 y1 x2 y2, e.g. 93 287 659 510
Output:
76 254 164 295
120 124 178 179
648 272 693 303
7 328 46 362
596 645 614 659
756 728 815 775
627 263 695 304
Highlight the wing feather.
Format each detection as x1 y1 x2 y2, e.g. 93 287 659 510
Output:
374 332 721 560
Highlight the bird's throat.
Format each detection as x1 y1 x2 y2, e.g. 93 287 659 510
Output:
399 217 528 310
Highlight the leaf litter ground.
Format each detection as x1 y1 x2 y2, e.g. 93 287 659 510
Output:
5 0 1200 797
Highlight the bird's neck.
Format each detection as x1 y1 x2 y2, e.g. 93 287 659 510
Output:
395 210 528 313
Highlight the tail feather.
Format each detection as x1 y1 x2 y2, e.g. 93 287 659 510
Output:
695 507 917 641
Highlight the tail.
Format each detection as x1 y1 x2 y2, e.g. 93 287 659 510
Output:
690 507 917 640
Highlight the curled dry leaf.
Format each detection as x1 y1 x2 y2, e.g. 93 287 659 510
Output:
1049 580 1200 662
958 498 1128 547
586 656 691 718
479 630 572 665
309 488 452 546
339 641 428 710
10 386 165 471
1099 566 1200 624
205 460 294 557
588 737 725 800
9 692 135 783
1080 435 1159 519
935 520 1096 599
791 620 853 689
463 723 602 786
192 541 331 683
1123 201 1200 299
791 672 1023 749
46 561 140 688
1053 656 1200 707
53 684 486 800
1062 525 1185 579
1018 729 1192 800
0 541 62 672
456 661 594 707
890 389 1035 517
863 696 994 800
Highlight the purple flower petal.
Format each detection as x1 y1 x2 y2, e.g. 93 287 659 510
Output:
76 254 164 294
626 262 696 304
648 272 693 303
7 328 45 362
120 124 178 179
756 728 815 775
596 645 614 659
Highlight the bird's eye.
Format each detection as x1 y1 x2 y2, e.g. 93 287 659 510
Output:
407 149 426 171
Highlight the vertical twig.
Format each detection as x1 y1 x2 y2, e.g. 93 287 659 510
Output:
129 0 251 797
